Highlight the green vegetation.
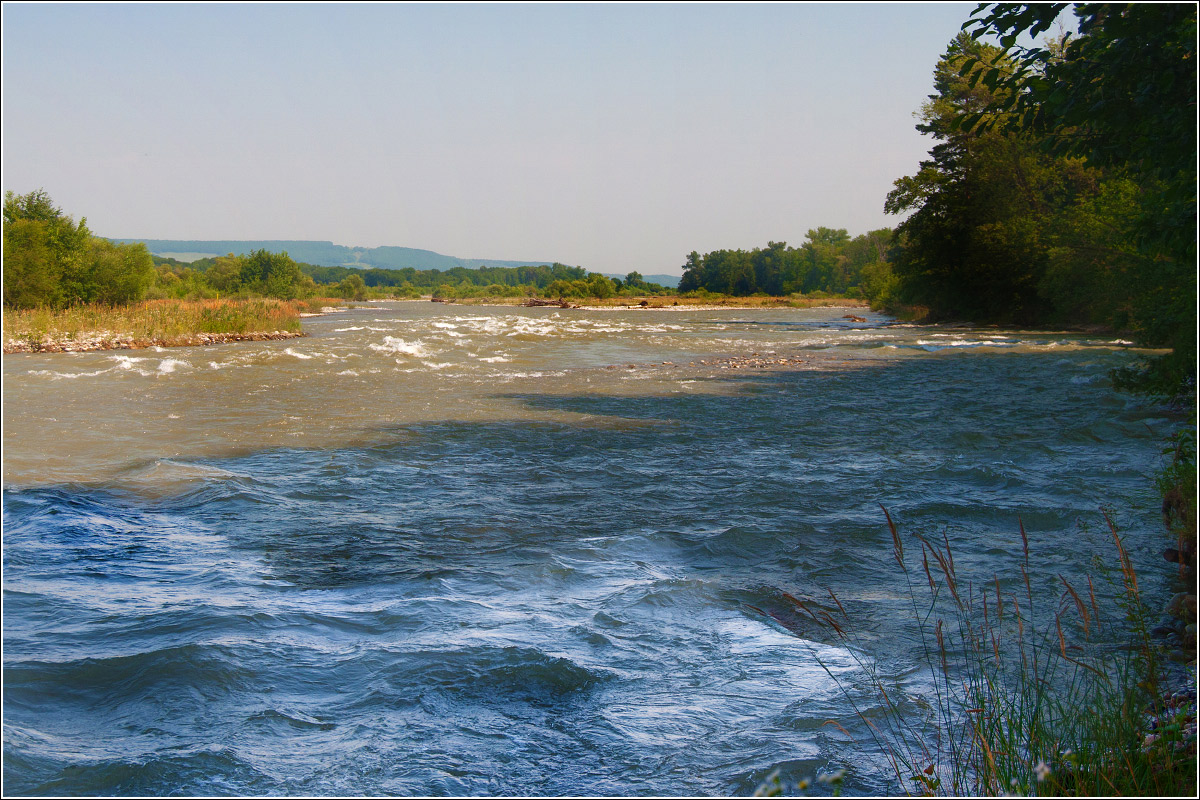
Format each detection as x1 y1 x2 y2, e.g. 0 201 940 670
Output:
1158 427 1197 581
3 190 156 308
884 4 1196 401
110 238 554 272
5 192 678 310
785 512 1195 797
677 228 893 301
3 297 312 351
296 261 672 300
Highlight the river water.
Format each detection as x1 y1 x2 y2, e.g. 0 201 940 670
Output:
1 303 1181 795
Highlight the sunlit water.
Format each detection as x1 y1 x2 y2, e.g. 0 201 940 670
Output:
2 303 1181 795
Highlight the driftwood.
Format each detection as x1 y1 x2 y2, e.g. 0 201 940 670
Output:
842 314 867 322
520 298 579 308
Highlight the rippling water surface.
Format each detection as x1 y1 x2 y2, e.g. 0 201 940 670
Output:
2 303 1179 795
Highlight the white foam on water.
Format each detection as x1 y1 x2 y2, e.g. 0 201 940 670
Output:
479 356 511 363
283 348 313 360
27 368 112 380
369 337 432 358
156 358 190 374
110 355 149 369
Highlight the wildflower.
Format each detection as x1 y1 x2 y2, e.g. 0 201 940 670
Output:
1034 761 1051 782
818 768 846 783
753 769 783 797
797 778 810 791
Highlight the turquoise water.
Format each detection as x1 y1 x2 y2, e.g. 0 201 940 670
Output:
2 305 1179 795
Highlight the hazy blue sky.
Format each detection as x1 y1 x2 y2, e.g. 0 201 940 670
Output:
4 2 988 275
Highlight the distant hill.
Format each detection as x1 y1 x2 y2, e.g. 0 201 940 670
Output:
602 273 680 289
109 239 555 272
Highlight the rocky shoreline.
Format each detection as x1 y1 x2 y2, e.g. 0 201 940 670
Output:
1148 546 1197 764
3 330 303 354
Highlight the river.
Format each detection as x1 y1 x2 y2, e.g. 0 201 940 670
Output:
1 302 1180 795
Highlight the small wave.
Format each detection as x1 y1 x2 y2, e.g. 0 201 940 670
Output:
4 643 255 706
27 367 112 380
156 358 190 374
9 744 273 797
398 645 611 705
283 348 312 360
245 708 336 731
110 355 149 371
369 336 431 358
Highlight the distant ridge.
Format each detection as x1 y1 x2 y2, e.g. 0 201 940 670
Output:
601 273 680 289
109 238 555 272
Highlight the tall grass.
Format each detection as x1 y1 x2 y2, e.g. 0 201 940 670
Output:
2 297 332 350
800 509 1195 797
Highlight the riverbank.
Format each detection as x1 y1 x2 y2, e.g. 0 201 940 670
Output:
1 297 338 354
3 329 304 354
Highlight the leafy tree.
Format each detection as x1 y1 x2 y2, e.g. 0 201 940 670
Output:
3 190 92 307
239 249 307 299
956 3 1196 400
85 238 156 304
2 217 59 308
586 274 616 299
1 190 158 307
335 273 368 300
201 254 245 294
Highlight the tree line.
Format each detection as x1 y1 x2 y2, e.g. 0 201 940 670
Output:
2 191 671 307
883 3 1194 400
677 228 894 300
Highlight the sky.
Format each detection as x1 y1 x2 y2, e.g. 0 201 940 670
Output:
3 2 992 275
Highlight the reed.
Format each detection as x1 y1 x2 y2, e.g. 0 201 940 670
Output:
799 510 1195 797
